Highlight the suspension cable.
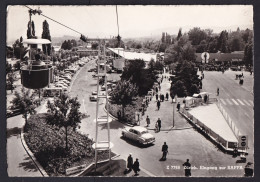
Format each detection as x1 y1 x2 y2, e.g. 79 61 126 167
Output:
24 5 84 36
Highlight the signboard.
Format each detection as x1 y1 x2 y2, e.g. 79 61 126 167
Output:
201 52 210 63
238 135 248 148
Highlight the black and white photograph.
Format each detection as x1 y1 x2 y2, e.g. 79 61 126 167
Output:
6 5 254 177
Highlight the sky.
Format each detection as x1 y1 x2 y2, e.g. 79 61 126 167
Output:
6 5 253 44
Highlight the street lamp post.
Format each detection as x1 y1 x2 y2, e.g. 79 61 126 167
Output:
172 94 176 128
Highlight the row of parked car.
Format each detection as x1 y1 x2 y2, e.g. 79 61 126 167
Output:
53 57 97 91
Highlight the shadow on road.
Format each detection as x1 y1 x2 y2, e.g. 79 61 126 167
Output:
120 136 155 148
6 127 21 139
18 156 38 172
100 120 125 130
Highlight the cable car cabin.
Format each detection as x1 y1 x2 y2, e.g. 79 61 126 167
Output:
20 39 53 89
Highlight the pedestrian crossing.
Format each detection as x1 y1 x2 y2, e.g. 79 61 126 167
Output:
219 98 254 107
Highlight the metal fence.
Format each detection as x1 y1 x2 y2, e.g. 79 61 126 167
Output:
216 99 241 139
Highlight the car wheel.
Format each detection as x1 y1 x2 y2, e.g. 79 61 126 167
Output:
138 140 143 146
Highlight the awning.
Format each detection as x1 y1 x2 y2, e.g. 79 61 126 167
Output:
23 39 51 45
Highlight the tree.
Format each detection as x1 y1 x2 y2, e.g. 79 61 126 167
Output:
46 93 82 150
7 72 15 93
217 30 229 53
110 80 138 118
42 20 52 55
188 27 207 45
6 62 12 75
11 88 37 123
177 28 182 41
121 59 156 95
161 32 166 43
61 40 68 50
244 42 253 67
91 42 99 49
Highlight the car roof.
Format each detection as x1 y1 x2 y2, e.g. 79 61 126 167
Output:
131 126 148 132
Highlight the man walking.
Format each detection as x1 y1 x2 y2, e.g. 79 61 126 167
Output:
183 159 191 177
217 87 219 96
127 153 133 171
157 100 161 110
146 115 150 127
156 93 158 101
133 158 140 176
177 102 180 111
161 142 168 160
157 118 161 132
166 92 169 101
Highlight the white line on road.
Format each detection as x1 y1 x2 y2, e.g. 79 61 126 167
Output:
231 99 239 105
237 99 245 106
220 99 226 105
249 100 254 106
82 99 87 114
139 166 156 177
226 99 233 105
243 99 251 106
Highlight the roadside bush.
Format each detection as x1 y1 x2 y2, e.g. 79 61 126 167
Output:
24 113 115 176
107 96 145 125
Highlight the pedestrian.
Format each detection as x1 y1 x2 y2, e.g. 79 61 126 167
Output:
161 142 168 160
204 94 208 103
183 98 186 108
146 115 150 127
156 87 158 93
177 102 180 111
133 158 140 176
217 87 219 96
155 122 159 132
183 159 191 177
162 94 164 102
166 92 169 101
157 100 161 110
156 94 158 101
157 118 161 132
127 153 133 171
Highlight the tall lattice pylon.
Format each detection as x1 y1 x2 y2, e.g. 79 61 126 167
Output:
92 42 113 172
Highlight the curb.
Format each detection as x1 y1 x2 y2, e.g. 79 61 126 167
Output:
74 152 121 177
20 123 49 177
104 106 193 131
103 107 135 127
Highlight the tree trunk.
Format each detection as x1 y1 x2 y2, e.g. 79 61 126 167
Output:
65 126 68 150
122 104 125 119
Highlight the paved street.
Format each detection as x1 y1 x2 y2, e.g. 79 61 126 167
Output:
201 70 254 162
70 64 247 177
6 60 253 177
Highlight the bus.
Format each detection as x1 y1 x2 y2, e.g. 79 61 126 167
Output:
43 87 62 97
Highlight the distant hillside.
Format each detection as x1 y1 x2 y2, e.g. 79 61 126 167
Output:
52 35 78 45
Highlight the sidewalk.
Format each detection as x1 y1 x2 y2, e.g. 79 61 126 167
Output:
140 72 191 131
7 101 48 177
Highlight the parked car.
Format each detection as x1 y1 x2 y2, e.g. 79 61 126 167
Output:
92 91 97 95
6 106 22 118
122 126 155 146
89 95 97 101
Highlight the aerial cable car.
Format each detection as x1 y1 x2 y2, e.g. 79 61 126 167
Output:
21 38 54 89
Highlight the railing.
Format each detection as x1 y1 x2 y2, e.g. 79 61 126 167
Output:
216 99 241 140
